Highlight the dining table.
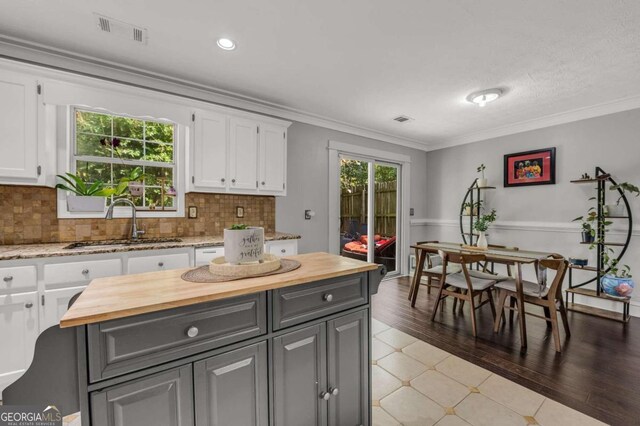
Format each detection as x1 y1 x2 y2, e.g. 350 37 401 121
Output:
410 241 557 350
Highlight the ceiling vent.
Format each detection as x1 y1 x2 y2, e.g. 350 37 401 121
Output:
393 115 414 123
94 14 148 45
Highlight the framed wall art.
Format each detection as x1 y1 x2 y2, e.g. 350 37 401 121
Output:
504 147 556 187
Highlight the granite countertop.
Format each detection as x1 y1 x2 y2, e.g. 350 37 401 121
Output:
0 232 301 261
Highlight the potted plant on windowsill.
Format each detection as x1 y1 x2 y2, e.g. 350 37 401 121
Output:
476 164 488 188
473 209 496 249
605 182 639 217
224 224 265 265
601 250 634 298
55 173 114 212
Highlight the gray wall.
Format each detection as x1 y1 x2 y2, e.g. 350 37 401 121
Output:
276 122 428 254
421 108 640 313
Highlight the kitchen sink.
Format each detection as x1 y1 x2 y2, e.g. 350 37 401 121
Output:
63 238 183 250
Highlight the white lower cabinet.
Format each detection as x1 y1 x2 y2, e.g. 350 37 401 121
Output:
0 291 38 397
266 240 298 257
127 252 191 274
41 285 86 331
195 246 225 266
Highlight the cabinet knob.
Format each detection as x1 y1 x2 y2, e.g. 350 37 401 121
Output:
261 181 265 185
221 178 226 183
25 302 33 309
3 275 13 282
186 326 199 338
82 269 89 275
158 262 164 267
232 179 236 184
281 249 286 254
319 391 331 401
323 294 333 302
329 387 339 396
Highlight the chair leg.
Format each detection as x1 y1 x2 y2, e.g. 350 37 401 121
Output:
468 292 478 337
430 282 446 322
487 289 497 319
548 302 561 352
458 290 466 314
558 298 571 337
410 276 421 307
494 289 508 332
427 276 432 294
508 297 516 323
543 306 552 329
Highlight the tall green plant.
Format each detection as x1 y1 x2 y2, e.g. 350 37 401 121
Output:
474 209 496 232
55 173 114 197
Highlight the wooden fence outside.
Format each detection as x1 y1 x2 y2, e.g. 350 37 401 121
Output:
340 181 397 237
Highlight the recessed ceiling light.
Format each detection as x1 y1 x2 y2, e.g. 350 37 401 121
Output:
216 37 236 51
466 89 503 107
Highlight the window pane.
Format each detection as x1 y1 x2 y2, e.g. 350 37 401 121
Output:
116 138 144 161
145 187 175 209
145 141 173 163
144 166 173 186
145 121 174 143
76 110 111 135
76 161 111 184
113 116 144 139
76 133 111 157
113 164 139 183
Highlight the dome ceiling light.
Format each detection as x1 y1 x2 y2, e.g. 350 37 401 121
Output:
216 37 237 51
466 89 503 107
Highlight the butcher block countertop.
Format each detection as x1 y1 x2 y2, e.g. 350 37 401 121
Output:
60 252 378 328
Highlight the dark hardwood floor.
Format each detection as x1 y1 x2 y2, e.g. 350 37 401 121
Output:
372 277 640 426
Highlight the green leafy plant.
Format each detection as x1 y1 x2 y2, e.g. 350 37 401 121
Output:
229 224 248 230
477 164 486 179
609 182 640 206
55 173 114 197
474 209 496 232
110 167 146 197
603 248 632 278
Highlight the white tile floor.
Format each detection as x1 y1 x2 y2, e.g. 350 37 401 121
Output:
371 318 606 426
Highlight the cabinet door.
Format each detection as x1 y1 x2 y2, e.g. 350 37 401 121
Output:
0 291 38 396
327 310 369 426
193 111 228 190
258 124 286 193
0 70 39 181
194 342 268 426
229 118 258 191
41 286 86 331
91 365 194 426
273 324 327 426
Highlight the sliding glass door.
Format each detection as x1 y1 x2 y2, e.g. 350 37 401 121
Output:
338 155 400 275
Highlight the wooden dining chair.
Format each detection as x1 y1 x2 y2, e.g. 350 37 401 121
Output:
493 254 570 352
430 251 497 337
408 241 462 305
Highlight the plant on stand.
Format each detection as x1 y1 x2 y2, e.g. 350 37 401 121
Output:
601 248 634 298
55 173 115 212
476 164 487 188
572 209 598 244
473 209 496 249
462 200 483 216
606 182 639 217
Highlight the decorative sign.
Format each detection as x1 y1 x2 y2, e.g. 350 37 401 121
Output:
224 227 264 264
504 147 556 187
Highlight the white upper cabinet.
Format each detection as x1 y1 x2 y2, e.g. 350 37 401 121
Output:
259 124 287 195
0 70 40 183
229 117 259 191
193 111 228 190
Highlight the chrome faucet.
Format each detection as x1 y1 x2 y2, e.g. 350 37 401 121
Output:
105 198 145 240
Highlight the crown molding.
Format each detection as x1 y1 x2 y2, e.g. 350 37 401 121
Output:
0 35 431 152
429 94 640 150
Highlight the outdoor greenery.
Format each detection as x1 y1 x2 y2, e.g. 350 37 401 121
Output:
340 159 397 190
74 110 175 209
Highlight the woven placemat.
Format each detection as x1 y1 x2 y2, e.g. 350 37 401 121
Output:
181 258 301 283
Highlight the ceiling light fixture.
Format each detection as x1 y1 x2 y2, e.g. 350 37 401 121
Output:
216 37 236 51
466 89 503 107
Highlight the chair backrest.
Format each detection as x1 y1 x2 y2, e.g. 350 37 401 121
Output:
485 245 519 274
439 250 487 290
539 255 568 299
416 241 440 268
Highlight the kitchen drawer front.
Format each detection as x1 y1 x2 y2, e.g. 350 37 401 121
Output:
88 292 267 382
127 252 190 274
272 274 367 330
0 265 36 293
44 259 122 286
266 240 298 257
195 246 225 266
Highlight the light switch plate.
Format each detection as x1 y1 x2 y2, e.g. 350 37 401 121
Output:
236 206 245 218
188 206 198 219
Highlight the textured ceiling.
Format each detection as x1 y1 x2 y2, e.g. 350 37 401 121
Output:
0 0 639 148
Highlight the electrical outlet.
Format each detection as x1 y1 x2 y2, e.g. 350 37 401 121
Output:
236 206 245 218
188 206 198 219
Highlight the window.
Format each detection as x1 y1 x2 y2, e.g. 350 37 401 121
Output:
73 109 177 210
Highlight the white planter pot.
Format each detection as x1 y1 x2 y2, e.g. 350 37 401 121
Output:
605 204 626 217
464 206 471 215
476 178 488 188
476 231 488 249
67 195 106 212
128 182 144 197
224 227 265 264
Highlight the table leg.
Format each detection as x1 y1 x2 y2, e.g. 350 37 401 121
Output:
515 262 528 350
409 248 426 301
535 260 552 328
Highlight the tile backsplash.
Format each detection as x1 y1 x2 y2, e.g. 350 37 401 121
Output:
0 186 275 245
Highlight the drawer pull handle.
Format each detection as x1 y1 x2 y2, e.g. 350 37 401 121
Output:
82 269 89 275
329 387 339 396
320 391 331 401
186 326 199 338
3 276 13 282
323 294 333 302
25 302 33 309
158 262 164 267
202 250 217 254
281 249 286 253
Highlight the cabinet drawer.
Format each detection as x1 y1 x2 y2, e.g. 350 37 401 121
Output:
44 259 122 285
267 240 298 257
127 252 190 274
195 246 225 266
272 274 367 330
0 265 36 293
88 293 267 381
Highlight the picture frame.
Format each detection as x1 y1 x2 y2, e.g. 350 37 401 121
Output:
504 147 556 187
